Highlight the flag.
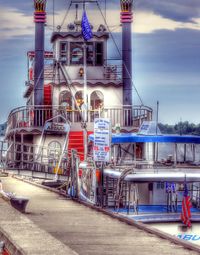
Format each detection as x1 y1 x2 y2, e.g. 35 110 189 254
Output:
181 182 192 227
165 182 176 193
81 10 93 41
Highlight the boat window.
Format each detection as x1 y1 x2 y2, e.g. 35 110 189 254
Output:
48 141 61 160
87 43 94 65
75 91 84 122
95 42 103 66
70 42 83 65
60 41 68 64
59 90 72 110
90 90 104 110
90 91 104 122
75 91 84 108
70 42 103 66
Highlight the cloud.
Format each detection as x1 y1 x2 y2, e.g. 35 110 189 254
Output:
135 0 200 23
1 2 200 41
133 11 200 33
0 7 33 40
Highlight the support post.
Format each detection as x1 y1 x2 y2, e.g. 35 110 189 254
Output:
183 144 186 163
21 134 24 169
174 143 177 167
83 43 88 160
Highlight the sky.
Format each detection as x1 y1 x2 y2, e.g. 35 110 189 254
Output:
0 0 200 125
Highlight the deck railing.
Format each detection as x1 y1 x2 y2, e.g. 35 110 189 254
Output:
6 105 152 135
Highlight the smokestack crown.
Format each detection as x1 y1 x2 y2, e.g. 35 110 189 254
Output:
34 0 47 12
120 0 133 12
34 0 46 23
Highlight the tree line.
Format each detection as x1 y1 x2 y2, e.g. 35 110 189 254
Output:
158 121 200 135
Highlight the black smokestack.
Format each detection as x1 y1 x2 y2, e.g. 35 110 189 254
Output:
120 0 133 124
33 0 47 106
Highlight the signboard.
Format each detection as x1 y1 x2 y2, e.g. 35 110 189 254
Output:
44 122 70 133
138 121 161 135
93 118 111 162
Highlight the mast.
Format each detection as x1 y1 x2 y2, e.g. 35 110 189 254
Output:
81 2 93 160
120 0 133 124
33 0 47 106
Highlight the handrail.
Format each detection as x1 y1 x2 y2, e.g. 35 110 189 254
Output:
6 104 153 135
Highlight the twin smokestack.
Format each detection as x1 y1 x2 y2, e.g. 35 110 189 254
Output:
120 0 133 109
33 0 133 111
34 0 46 106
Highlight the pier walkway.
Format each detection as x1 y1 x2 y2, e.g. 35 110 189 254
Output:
0 176 199 255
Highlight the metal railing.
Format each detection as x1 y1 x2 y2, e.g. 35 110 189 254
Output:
103 64 122 80
1 140 70 173
6 105 153 135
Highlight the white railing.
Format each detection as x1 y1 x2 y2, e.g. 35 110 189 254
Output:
103 65 122 80
6 105 153 135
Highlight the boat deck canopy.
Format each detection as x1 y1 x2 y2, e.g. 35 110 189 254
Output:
89 133 200 144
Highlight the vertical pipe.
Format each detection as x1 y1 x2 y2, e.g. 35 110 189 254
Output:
193 144 196 162
21 134 24 169
184 144 186 162
120 0 133 125
34 0 47 106
174 143 177 167
83 43 88 160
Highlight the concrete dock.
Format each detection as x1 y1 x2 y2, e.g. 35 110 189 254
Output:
0 176 200 255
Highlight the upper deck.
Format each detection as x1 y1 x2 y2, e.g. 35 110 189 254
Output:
5 105 153 136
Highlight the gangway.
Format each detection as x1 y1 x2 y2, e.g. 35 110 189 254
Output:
35 114 71 182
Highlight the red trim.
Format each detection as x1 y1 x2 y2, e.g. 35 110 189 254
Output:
120 12 133 23
27 51 53 59
34 11 46 23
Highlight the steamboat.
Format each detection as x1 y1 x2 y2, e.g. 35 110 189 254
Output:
2 0 200 238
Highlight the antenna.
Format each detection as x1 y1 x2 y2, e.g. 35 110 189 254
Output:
53 0 55 32
75 4 78 21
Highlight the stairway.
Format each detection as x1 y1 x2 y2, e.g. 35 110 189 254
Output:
68 131 85 161
68 131 93 161
44 85 52 105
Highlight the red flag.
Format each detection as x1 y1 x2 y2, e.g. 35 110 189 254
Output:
181 183 192 227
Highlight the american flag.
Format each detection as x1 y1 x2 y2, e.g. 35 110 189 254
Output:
181 182 192 227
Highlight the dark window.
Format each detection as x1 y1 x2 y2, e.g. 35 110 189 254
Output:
70 42 104 66
86 43 94 65
95 42 103 66
60 42 67 64
70 42 83 65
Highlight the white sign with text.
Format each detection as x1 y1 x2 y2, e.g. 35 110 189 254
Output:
93 118 111 162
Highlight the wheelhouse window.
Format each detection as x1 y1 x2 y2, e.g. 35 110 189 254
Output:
70 42 103 66
70 42 83 65
60 42 68 63
86 43 94 65
95 42 103 66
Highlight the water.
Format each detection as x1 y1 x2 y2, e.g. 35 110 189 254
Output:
146 143 200 163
